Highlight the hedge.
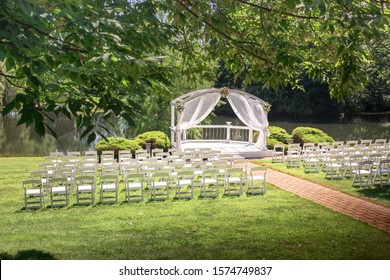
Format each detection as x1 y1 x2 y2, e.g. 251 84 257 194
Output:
94 137 141 159
254 126 292 149
292 127 334 145
135 131 171 149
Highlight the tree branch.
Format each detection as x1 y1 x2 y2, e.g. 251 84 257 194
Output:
13 19 86 52
237 0 320 20
174 0 272 64
0 71 18 79
2 75 25 89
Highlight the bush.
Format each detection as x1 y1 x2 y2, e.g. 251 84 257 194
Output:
254 126 292 149
268 126 292 143
292 127 334 145
95 137 141 159
266 138 283 150
135 131 171 149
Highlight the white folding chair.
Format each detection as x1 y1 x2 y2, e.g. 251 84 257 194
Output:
302 148 321 173
101 158 117 168
352 160 374 188
272 144 285 163
85 151 98 156
374 159 390 187
101 150 114 158
152 148 164 157
191 161 206 188
201 169 220 198
343 154 363 178
124 173 144 203
99 175 119 204
23 179 45 209
55 168 76 190
49 177 72 208
118 150 132 162
224 167 244 196
75 175 96 206
78 166 97 177
175 170 194 199
30 170 49 193
286 146 301 168
324 154 344 180
247 166 267 195
101 165 119 176
150 172 170 201
168 161 186 187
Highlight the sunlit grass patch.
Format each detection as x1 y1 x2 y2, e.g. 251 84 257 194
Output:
0 157 389 260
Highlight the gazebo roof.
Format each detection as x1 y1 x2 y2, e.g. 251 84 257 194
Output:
170 87 267 106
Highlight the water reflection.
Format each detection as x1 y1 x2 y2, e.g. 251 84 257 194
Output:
1 113 389 155
210 115 390 141
268 115 390 141
0 113 116 156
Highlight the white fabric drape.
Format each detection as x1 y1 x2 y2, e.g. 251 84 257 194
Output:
227 92 269 148
176 93 221 130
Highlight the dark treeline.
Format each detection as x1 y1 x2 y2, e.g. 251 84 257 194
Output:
214 45 390 118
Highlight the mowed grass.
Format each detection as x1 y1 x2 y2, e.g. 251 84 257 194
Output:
1 157 390 260
253 159 390 207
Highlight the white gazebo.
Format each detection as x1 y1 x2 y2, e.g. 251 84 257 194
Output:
170 88 271 157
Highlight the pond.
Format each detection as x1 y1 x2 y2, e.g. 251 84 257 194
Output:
211 114 390 141
0 112 389 156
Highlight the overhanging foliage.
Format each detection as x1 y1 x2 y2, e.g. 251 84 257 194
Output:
1 0 389 141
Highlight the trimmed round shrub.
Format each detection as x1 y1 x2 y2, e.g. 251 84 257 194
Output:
268 126 292 143
266 138 283 150
135 131 171 149
95 137 141 159
254 126 292 149
292 127 334 145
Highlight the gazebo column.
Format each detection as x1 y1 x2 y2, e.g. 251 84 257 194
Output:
176 129 182 151
170 103 175 147
260 128 268 151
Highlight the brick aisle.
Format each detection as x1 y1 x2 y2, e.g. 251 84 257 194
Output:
247 162 390 233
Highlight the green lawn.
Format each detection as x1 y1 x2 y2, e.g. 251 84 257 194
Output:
253 159 390 207
1 157 390 260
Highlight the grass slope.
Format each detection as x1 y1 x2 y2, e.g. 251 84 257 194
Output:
253 159 390 208
1 157 390 260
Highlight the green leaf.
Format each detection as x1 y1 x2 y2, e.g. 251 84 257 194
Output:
2 100 16 116
29 75 41 88
318 2 327 16
32 120 44 135
87 132 97 144
329 24 335 34
17 111 33 126
0 48 5 61
80 125 94 140
44 123 58 139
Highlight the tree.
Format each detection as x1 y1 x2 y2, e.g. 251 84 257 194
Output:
167 0 389 99
0 0 176 141
1 0 389 141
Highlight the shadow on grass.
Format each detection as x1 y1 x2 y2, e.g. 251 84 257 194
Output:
356 185 390 201
0 249 57 260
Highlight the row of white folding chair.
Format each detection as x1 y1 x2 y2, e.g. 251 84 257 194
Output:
24 164 267 209
51 151 97 157
123 159 260 188
43 155 98 167
31 165 98 190
351 159 390 188
373 159 390 187
323 153 390 186
23 176 72 209
123 165 266 201
297 146 388 170
24 173 121 208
